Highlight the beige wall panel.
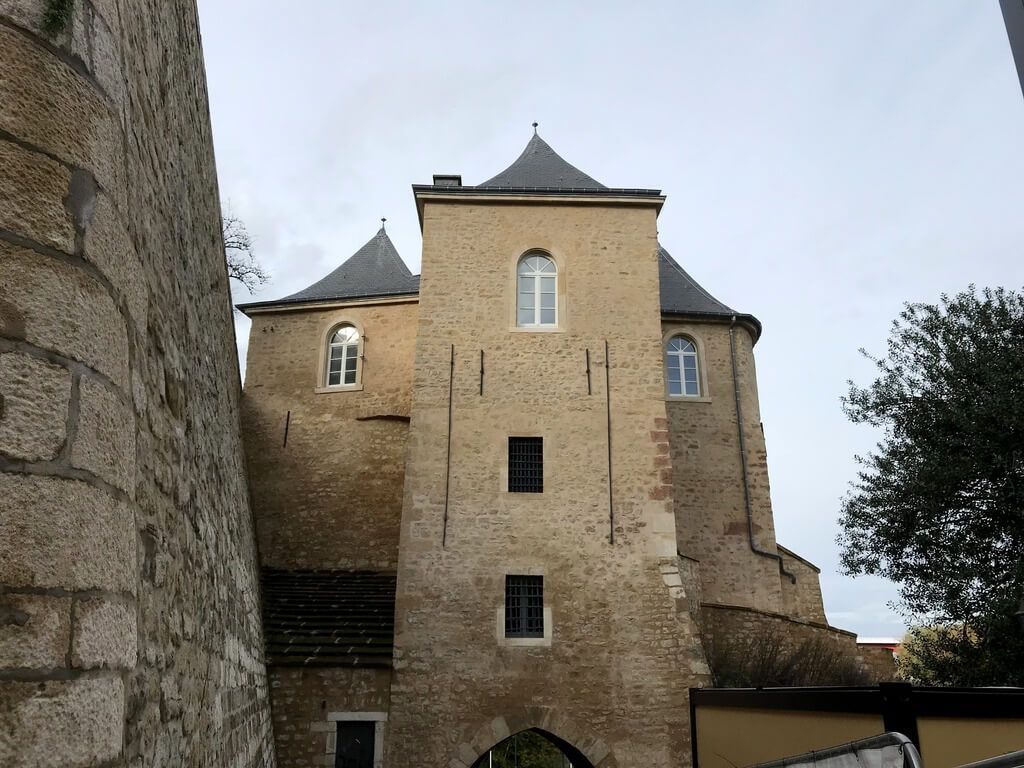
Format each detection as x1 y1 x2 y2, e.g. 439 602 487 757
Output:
917 718 1024 767
694 707 884 768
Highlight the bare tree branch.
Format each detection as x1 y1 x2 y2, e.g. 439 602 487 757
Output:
223 213 269 294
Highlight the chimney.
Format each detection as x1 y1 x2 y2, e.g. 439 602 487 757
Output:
432 174 462 187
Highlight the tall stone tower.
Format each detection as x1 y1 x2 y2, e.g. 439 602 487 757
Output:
384 134 709 767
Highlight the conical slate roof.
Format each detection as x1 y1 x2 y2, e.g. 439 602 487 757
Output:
477 132 607 190
240 227 419 310
658 245 734 316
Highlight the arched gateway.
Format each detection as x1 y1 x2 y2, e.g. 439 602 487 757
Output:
470 729 595 768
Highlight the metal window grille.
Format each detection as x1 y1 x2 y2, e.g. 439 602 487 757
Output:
508 437 543 493
505 575 544 638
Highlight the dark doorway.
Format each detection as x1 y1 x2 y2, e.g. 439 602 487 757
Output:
335 721 375 768
471 729 595 768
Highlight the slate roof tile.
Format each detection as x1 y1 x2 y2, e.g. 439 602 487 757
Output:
261 569 396 667
477 132 608 190
237 227 418 311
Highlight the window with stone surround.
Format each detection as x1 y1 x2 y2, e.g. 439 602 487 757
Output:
505 575 544 638
326 324 361 388
516 253 557 327
508 436 543 493
665 335 701 397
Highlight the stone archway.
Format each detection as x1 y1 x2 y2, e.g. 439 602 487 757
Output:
470 729 594 768
450 710 615 768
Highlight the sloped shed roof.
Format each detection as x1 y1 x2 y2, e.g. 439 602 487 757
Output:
261 569 396 667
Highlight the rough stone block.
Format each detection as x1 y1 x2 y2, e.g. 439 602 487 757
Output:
71 597 136 669
0 138 75 252
71 374 134 492
0 0 44 33
0 241 129 388
0 27 124 205
0 593 70 669
83 193 146 330
0 676 123 767
0 351 71 462
0 473 135 593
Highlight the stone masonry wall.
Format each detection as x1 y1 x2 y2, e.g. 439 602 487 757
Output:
777 545 827 623
700 604 895 684
387 200 710 768
242 300 418 570
664 320 785 612
0 2 274 766
269 666 391 768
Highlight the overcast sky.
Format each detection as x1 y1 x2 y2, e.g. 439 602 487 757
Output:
197 1 1024 638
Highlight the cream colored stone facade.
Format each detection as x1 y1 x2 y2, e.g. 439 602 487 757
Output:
239 156 862 765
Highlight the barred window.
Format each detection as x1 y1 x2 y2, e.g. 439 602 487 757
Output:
508 437 543 493
505 575 544 638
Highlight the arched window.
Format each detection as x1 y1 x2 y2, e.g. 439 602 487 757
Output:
666 336 701 397
326 325 360 387
517 253 557 327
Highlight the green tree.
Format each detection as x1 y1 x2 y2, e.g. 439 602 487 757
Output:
838 286 1024 686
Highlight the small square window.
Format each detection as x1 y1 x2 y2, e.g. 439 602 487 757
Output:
508 437 543 493
505 575 544 638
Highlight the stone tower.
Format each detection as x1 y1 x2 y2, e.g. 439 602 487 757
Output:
0 2 273 765
239 131 855 768
383 134 709 767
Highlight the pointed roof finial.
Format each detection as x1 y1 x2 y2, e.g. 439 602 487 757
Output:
532 121 538 134
380 217 387 231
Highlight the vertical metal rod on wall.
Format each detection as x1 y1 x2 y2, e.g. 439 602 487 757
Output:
442 344 455 547
605 340 614 544
479 349 484 396
585 348 592 395
282 410 290 448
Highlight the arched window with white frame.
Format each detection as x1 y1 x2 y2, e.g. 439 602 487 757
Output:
517 253 557 327
326 324 361 387
666 336 701 397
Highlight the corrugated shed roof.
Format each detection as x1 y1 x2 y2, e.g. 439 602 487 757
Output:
237 227 418 311
261 569 396 667
477 132 608 190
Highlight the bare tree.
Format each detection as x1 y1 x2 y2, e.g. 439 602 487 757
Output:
223 213 269 294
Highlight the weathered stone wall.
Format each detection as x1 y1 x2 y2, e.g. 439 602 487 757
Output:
242 300 418 570
269 666 392 768
387 199 710 768
857 645 900 683
700 603 895 684
664 319 785 612
777 545 827 623
0 2 274 765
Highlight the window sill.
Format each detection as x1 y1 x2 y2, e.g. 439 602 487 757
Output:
495 606 552 647
315 384 364 394
509 325 564 333
666 395 712 404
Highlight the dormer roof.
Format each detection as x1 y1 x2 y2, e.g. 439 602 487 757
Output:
477 132 608 190
237 226 419 312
